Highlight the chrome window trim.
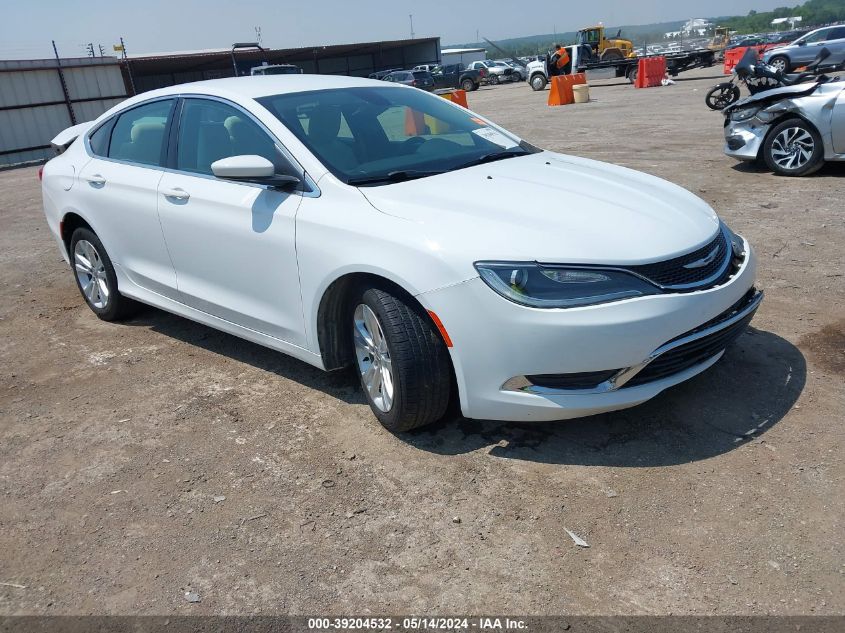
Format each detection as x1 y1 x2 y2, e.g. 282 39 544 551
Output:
503 290 764 396
83 95 177 167
82 93 321 199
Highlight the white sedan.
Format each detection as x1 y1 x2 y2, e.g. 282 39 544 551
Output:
41 75 761 431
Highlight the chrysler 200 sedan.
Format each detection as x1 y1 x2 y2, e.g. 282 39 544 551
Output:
41 75 761 432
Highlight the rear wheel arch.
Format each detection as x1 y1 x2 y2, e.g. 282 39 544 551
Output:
60 212 94 257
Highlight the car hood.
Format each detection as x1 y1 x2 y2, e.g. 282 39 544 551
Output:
360 151 720 266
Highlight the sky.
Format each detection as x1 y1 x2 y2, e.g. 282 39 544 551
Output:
0 0 794 59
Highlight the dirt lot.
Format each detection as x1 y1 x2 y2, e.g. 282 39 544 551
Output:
1 67 843 616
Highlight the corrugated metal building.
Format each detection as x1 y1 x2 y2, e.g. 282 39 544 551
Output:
0 37 441 167
0 57 127 166
125 37 441 93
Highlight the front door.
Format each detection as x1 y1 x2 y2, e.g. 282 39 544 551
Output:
156 97 306 346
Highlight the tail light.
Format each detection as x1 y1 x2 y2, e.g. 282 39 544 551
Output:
411 80 417 86
38 166 44 181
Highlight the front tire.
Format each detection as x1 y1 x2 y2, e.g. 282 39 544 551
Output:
490 74 500 85
705 82 740 109
530 74 547 91
763 118 825 177
350 287 451 432
70 228 139 321
768 55 790 73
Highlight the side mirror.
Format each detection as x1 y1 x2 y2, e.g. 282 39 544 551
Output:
211 155 301 190
798 40 807 46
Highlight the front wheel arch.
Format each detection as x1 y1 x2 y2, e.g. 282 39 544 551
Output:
316 273 452 371
761 116 825 176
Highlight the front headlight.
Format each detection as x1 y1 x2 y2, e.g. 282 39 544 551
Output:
474 262 660 309
730 106 761 122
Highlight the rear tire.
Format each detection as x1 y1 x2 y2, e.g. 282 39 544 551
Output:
350 287 452 432
763 117 825 177
69 228 139 321
627 66 639 84
461 78 475 92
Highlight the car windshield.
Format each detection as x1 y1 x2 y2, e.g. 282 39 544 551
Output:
257 86 538 186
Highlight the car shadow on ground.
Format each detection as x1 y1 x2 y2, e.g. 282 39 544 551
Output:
123 309 805 468
731 160 845 177
123 307 366 406
402 327 806 467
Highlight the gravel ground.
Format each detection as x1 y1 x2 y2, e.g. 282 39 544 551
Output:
0 66 843 616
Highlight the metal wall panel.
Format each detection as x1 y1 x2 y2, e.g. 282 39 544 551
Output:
0 69 64 108
64 65 127 100
0 58 127 166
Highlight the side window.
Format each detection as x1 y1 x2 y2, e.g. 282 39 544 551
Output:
806 29 830 43
828 27 845 40
108 100 173 166
88 120 113 156
176 99 284 176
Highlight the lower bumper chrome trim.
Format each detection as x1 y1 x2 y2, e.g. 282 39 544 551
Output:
503 289 764 396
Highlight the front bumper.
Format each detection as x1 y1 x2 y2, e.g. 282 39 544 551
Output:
418 239 759 422
724 118 770 160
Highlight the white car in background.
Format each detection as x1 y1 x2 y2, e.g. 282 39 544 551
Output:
41 75 761 432
467 60 514 84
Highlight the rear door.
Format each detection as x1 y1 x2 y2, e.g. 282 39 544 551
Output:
77 98 179 299
156 97 306 345
825 26 845 65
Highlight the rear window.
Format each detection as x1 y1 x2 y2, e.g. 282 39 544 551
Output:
412 71 431 79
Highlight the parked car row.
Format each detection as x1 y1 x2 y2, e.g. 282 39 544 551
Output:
366 60 528 93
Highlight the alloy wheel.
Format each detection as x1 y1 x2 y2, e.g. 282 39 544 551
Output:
769 57 788 73
353 304 394 412
74 239 109 309
770 127 815 170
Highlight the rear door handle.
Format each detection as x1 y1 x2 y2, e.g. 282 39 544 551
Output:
86 174 106 186
162 187 190 201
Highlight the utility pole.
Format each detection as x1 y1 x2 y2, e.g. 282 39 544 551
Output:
115 36 136 96
409 14 415 39
255 26 262 46
476 29 479 43
52 40 77 124
86 42 95 57
98 44 106 57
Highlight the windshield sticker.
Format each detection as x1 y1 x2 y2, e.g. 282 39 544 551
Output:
471 127 519 149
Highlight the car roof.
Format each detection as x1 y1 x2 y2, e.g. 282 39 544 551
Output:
126 74 392 103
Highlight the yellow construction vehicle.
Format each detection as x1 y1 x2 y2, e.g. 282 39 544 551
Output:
709 27 731 51
576 25 636 61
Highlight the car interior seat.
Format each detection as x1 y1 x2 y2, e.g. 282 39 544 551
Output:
118 122 165 164
306 106 359 170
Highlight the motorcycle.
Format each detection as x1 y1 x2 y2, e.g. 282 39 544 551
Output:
705 47 837 110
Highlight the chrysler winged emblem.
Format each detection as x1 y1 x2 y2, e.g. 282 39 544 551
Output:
683 246 720 269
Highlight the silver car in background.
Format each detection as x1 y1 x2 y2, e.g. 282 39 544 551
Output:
724 73 845 176
763 25 845 72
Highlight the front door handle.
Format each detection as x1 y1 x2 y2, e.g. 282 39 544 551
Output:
86 174 106 186
162 187 190 201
